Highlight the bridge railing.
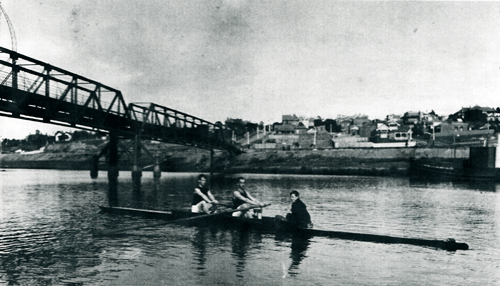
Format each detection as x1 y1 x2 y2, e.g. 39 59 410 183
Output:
0 47 130 119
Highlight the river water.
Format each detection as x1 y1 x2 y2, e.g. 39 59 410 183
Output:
0 169 499 285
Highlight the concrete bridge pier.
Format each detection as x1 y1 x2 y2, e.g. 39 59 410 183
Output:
153 155 161 179
132 135 142 192
210 149 214 185
107 132 119 206
90 155 99 179
153 155 162 192
132 165 142 192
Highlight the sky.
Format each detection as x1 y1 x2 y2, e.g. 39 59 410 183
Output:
1 0 500 139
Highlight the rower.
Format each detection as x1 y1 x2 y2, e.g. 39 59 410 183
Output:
232 177 264 219
191 174 218 214
286 190 313 228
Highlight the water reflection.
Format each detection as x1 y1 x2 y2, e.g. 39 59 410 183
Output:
192 227 209 270
190 221 270 278
288 235 310 276
231 228 251 277
229 228 264 278
274 233 311 277
190 223 312 279
108 183 119 206
0 235 101 285
2 170 497 285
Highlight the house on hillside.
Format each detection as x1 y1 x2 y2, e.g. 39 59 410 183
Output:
274 123 308 135
386 119 400 131
338 119 351 134
274 115 308 135
386 114 401 121
420 112 440 124
388 126 413 142
350 116 370 136
402 111 421 125
349 125 359 136
359 123 377 138
315 125 326 132
352 116 370 127
450 106 496 122
274 124 295 135
438 121 469 134
370 123 412 143
295 123 308 134
370 123 390 141
282 115 301 126
487 112 500 122
425 120 494 144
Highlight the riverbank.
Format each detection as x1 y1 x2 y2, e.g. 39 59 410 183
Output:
0 140 470 177
227 148 468 176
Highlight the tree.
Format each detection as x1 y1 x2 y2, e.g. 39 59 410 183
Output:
245 122 258 132
72 131 94 141
259 121 264 130
225 118 246 137
323 118 340 132
464 109 487 123
26 131 48 149
313 118 323 127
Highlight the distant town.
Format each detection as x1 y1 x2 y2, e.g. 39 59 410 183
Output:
227 105 499 150
2 105 499 153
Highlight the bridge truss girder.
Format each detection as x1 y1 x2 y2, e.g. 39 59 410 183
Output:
0 47 242 154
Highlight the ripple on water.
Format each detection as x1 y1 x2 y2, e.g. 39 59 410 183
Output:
0 171 498 285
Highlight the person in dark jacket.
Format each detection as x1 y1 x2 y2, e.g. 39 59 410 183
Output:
286 190 313 228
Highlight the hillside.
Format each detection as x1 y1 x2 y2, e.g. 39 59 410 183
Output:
0 140 215 172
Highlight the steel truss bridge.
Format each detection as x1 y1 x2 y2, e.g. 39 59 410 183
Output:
0 47 242 154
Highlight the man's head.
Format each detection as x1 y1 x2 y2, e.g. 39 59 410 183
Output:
198 174 207 186
237 177 245 189
290 190 299 202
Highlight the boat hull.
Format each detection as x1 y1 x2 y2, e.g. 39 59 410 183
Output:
410 159 500 182
98 206 468 251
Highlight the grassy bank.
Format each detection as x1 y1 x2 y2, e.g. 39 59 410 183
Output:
227 150 411 176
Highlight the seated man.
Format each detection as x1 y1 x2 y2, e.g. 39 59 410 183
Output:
191 174 218 214
286 190 313 228
232 177 263 219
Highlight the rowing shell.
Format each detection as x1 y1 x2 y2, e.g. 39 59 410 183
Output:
98 206 469 251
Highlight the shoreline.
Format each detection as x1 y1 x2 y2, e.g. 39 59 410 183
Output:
0 152 468 179
0 140 470 177
0 161 410 176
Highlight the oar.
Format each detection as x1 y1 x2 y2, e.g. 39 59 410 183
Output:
213 202 269 210
93 203 270 237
